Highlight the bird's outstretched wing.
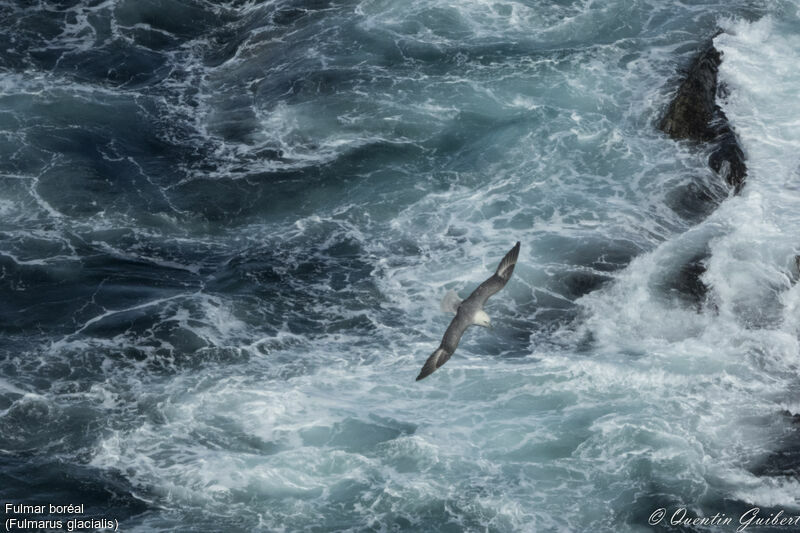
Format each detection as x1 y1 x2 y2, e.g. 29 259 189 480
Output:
462 241 521 308
416 311 471 381
416 347 450 381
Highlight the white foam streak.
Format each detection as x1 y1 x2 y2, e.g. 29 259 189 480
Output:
556 13 800 518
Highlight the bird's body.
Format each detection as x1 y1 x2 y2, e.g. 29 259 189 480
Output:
416 241 521 381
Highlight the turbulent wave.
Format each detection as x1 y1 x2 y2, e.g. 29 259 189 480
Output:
1 0 800 531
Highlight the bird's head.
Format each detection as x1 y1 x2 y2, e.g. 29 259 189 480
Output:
474 310 492 329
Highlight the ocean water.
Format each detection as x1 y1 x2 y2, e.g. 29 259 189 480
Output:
1 0 800 531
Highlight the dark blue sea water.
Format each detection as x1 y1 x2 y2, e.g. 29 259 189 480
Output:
2 0 800 531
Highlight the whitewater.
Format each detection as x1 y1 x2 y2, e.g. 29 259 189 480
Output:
1 0 799 531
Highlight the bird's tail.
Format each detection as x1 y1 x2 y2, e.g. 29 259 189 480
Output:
416 347 452 381
440 289 462 314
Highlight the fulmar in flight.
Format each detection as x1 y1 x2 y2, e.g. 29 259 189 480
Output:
416 241 521 381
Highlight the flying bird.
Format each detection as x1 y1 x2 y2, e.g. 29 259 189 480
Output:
416 241 521 381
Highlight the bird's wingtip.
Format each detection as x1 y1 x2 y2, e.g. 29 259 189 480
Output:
417 348 448 381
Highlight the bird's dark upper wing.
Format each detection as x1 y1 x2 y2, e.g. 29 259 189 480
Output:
463 241 520 308
416 308 472 381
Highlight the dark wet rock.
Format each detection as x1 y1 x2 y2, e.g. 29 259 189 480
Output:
786 256 800 285
708 125 747 193
675 258 708 304
661 253 709 308
660 46 721 142
751 411 800 478
665 174 728 223
779 409 800 425
555 270 614 300
660 42 747 193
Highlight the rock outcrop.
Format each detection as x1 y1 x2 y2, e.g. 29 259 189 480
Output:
750 410 800 478
660 44 747 193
